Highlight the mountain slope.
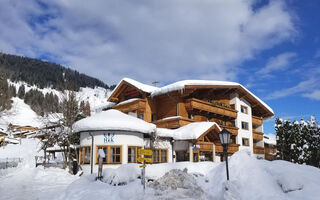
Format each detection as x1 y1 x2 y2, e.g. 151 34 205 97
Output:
0 53 114 91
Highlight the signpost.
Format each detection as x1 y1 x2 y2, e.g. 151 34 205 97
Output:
138 148 153 191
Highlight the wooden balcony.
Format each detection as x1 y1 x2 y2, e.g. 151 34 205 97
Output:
253 131 264 141
265 154 276 161
215 143 239 154
185 98 238 119
253 146 265 154
113 98 146 113
153 117 195 129
220 125 238 136
252 115 263 125
197 142 239 154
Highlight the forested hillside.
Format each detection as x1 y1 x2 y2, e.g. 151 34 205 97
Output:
0 53 113 91
0 53 113 115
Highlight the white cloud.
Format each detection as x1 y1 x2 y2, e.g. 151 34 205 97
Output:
257 52 296 76
0 0 296 84
303 90 320 100
265 76 320 100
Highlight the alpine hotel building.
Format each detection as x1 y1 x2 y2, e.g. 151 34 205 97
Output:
74 78 274 173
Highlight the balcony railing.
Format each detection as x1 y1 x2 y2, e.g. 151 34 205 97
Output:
113 98 146 113
253 146 265 154
215 143 240 154
253 131 264 141
220 125 239 136
196 142 239 154
265 154 276 161
153 117 195 129
185 98 238 119
252 115 263 125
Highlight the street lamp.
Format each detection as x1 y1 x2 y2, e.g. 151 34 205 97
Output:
219 128 231 180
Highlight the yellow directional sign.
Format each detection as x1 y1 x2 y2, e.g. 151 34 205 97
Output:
137 157 152 163
138 149 153 156
139 164 146 168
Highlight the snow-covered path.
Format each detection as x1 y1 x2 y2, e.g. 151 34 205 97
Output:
0 167 78 200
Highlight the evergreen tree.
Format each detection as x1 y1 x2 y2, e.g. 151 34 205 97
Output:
62 91 79 127
18 85 25 99
8 85 16 97
275 116 320 168
0 67 12 111
84 101 91 116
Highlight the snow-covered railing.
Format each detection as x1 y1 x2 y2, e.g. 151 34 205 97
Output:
35 155 64 168
0 157 23 169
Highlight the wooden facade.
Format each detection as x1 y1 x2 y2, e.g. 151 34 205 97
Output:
107 79 273 160
264 143 277 161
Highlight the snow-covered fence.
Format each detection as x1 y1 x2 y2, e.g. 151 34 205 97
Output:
0 158 23 169
35 156 64 168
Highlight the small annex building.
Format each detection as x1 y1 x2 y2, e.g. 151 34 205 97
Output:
73 109 224 173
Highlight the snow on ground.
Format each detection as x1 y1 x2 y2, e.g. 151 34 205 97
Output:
0 138 43 168
1 139 320 200
8 80 112 113
0 167 78 200
0 97 43 127
0 138 78 200
60 151 320 200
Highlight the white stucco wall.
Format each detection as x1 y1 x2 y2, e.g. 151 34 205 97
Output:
80 131 174 173
80 130 145 173
230 93 253 154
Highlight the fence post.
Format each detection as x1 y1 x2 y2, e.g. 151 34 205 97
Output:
6 158 8 169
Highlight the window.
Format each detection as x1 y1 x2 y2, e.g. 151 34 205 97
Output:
96 146 108 164
80 146 91 164
241 121 249 130
138 113 144 120
176 151 189 162
241 105 248 114
128 146 142 163
193 152 199 162
230 135 236 144
151 149 168 163
161 150 167 163
110 146 121 163
151 114 157 122
242 138 249 146
95 145 122 164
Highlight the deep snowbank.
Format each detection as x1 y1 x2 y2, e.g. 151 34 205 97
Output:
61 151 320 200
205 151 320 200
0 138 43 168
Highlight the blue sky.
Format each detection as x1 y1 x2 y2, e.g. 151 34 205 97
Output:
0 0 319 134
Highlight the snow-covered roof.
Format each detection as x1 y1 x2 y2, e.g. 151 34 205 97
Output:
72 109 156 134
96 101 116 111
110 78 273 117
150 80 274 116
109 78 158 99
116 98 142 106
156 122 221 140
264 134 276 145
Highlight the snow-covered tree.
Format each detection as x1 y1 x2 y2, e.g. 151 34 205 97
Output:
275 116 320 168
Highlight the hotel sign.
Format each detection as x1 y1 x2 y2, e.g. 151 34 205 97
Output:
104 133 115 143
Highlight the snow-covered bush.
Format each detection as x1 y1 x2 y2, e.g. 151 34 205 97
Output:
275 116 320 167
102 164 140 185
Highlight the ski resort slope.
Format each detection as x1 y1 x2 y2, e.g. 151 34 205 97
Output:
0 97 43 127
1 139 320 200
8 80 112 112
